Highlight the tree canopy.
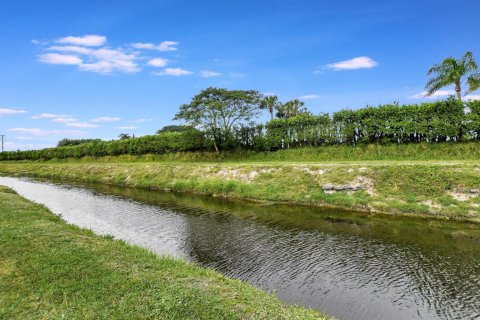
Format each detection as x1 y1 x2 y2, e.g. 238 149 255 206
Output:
426 51 479 100
174 87 262 151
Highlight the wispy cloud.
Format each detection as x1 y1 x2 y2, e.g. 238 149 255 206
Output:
0 108 27 116
465 94 480 101
299 94 320 100
153 68 193 76
4 142 56 151
32 113 70 119
147 58 169 67
116 126 137 130
38 53 83 65
408 90 480 101
57 35 106 47
37 36 140 74
8 128 86 136
408 90 455 99
90 117 121 123
326 56 378 70
78 48 139 74
66 122 101 128
131 41 178 51
35 36 187 75
200 70 222 78
52 117 78 123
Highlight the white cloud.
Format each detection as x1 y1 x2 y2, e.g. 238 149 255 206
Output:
200 70 222 78
79 48 139 74
32 113 70 119
131 41 178 51
0 108 27 116
465 95 480 101
35 36 183 74
57 35 106 47
313 70 325 75
66 122 100 128
116 126 137 129
299 94 320 100
327 56 378 70
47 45 93 55
4 142 55 151
147 58 169 67
52 117 78 123
8 128 86 136
408 90 455 99
153 68 193 76
38 53 83 65
90 117 121 123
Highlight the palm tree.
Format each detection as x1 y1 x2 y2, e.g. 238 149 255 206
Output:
284 99 305 118
425 51 480 101
260 95 280 120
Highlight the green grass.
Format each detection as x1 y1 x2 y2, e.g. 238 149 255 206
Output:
0 186 329 320
1 160 479 222
9 142 480 163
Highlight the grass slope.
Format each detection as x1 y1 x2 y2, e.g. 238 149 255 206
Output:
1 160 479 222
20 143 480 163
0 186 328 320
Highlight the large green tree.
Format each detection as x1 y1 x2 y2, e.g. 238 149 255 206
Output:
174 87 261 152
426 51 480 100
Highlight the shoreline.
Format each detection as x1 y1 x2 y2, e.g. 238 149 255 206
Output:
0 185 329 319
1 160 479 223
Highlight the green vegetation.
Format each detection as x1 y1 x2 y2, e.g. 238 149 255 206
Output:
1 161 479 222
57 138 103 147
2 98 480 161
426 51 479 100
0 186 329 319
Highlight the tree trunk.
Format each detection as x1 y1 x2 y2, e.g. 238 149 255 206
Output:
456 81 462 101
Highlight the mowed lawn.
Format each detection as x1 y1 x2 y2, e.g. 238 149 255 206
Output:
0 186 329 320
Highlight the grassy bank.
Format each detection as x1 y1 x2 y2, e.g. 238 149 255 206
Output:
0 186 328 319
1 160 479 222
5 142 480 163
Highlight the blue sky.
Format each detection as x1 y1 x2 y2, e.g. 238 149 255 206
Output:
1 0 479 150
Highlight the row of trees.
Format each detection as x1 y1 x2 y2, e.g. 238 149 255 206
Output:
1 97 479 161
1 51 479 160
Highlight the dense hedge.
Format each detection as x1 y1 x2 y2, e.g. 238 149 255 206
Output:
264 98 479 149
1 99 480 160
0 130 204 161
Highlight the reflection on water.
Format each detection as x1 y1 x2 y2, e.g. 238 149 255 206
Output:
1 176 479 320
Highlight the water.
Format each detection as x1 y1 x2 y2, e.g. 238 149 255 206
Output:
1 176 479 320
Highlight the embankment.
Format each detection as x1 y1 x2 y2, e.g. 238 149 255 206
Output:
1 160 479 222
0 186 328 319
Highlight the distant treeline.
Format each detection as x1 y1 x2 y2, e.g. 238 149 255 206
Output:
1 98 480 161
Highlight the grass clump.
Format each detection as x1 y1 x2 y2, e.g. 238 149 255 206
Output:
0 186 330 319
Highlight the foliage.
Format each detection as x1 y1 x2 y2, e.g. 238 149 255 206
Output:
156 125 195 134
0 130 204 161
118 133 132 140
425 51 479 100
174 87 262 152
57 138 102 147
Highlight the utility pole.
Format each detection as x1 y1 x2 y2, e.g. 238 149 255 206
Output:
1 134 5 152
